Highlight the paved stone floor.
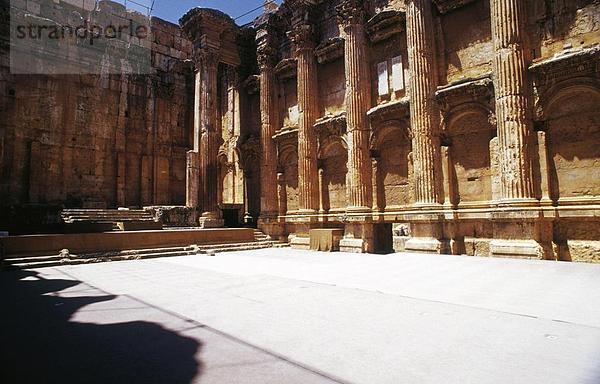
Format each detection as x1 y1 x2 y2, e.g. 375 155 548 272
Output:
2 249 600 384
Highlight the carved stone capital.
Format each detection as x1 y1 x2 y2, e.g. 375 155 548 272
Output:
257 45 278 70
336 0 366 30
287 23 316 52
193 48 220 71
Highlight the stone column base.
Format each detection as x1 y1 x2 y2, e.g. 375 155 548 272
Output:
290 235 310 250
258 216 285 241
199 215 224 229
339 223 374 253
404 237 450 254
490 240 544 259
404 219 449 254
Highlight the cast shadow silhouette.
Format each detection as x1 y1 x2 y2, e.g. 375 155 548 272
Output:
0 270 202 384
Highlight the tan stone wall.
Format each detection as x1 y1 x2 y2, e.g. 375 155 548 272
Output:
0 3 193 211
440 0 493 84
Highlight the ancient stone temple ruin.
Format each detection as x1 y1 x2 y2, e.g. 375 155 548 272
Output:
1 0 599 261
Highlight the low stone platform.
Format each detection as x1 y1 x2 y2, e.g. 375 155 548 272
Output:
1 228 254 259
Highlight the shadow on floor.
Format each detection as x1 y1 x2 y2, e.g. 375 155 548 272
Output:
0 270 202 384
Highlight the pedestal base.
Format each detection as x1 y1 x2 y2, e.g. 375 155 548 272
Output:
339 237 367 253
490 239 544 259
290 235 310 250
404 237 449 254
199 217 224 229
339 223 374 253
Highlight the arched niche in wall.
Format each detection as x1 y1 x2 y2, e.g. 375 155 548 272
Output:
542 82 600 202
445 104 495 205
278 145 299 213
370 120 413 209
318 137 348 212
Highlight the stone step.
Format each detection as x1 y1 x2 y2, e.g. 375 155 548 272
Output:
4 260 67 270
3 240 280 270
201 243 274 255
4 255 64 264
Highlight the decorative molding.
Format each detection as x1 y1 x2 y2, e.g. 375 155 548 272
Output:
367 97 410 126
315 37 345 64
432 0 478 14
242 75 260 94
274 58 298 80
336 0 366 30
366 9 405 43
314 113 347 140
435 75 495 117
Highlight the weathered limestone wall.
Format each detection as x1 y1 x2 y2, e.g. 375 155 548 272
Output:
0 1 193 232
439 0 493 84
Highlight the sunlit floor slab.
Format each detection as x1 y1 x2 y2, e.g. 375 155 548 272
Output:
2 249 600 384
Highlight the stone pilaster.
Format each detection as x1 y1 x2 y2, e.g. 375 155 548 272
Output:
491 0 535 202
337 0 373 212
196 49 223 228
186 70 202 209
372 157 380 212
406 0 443 206
277 172 287 218
288 22 320 214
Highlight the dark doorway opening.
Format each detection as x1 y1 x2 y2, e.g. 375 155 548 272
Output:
222 208 240 228
373 223 394 254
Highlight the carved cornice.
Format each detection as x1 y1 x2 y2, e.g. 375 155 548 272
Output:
256 13 283 70
314 113 347 139
367 98 410 126
272 127 299 144
530 46 600 121
435 75 494 116
366 9 405 43
432 0 478 14
274 58 298 80
336 0 367 30
529 46 600 88
315 37 345 64
180 7 237 42
242 75 260 94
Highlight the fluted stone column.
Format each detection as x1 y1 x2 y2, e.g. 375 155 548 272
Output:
257 46 279 218
406 0 442 206
491 0 534 201
337 0 373 212
336 1 375 253
197 49 223 228
489 0 550 260
288 23 320 214
404 0 448 254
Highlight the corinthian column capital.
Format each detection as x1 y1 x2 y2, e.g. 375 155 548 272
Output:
257 45 278 71
335 0 366 30
193 48 220 71
287 23 316 53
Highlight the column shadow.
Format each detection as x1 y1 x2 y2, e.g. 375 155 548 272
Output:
0 270 202 384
